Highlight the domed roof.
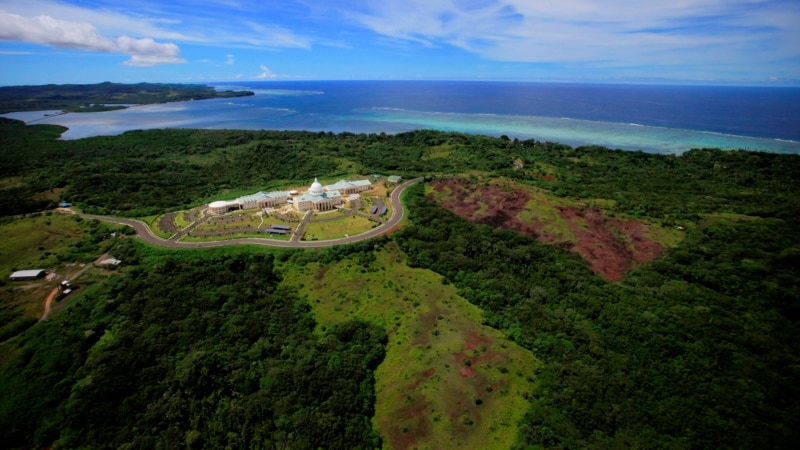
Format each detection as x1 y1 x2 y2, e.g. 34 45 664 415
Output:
309 177 324 196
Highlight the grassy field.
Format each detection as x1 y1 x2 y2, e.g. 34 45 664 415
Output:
174 211 193 229
303 214 377 240
284 243 538 449
0 214 118 341
180 231 292 242
367 180 391 198
0 214 84 277
145 215 173 239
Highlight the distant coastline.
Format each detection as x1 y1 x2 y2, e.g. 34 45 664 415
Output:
0 82 254 114
1 80 798 154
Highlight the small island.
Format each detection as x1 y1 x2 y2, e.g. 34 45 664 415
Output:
0 81 254 114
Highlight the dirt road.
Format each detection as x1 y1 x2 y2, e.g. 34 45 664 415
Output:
39 288 59 321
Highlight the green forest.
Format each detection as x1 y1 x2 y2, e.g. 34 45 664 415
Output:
1 119 798 449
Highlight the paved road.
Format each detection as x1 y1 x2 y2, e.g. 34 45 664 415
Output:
80 177 422 249
291 210 313 243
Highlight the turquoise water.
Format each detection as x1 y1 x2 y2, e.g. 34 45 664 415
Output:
358 108 798 154
3 81 799 154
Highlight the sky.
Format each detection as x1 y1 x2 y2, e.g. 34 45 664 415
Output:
0 0 798 86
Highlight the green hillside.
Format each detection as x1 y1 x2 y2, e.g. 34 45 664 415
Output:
1 121 798 449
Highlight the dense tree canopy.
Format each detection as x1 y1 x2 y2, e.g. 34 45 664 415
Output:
2 120 798 220
394 185 800 448
1 248 385 449
1 120 799 449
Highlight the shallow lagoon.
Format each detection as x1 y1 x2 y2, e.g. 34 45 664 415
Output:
4 81 798 154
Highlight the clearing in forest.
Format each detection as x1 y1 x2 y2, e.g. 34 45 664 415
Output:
428 178 681 281
287 243 538 450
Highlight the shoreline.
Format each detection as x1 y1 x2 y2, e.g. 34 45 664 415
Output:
1 81 797 154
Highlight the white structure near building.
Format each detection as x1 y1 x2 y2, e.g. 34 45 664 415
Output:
208 178 372 215
208 190 292 215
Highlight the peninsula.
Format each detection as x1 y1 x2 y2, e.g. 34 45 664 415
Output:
0 82 254 114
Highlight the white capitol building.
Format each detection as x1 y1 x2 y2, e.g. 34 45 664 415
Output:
208 177 372 215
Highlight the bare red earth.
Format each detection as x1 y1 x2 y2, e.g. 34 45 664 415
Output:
387 392 432 450
430 179 664 281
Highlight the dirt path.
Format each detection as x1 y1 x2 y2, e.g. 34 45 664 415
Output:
39 288 59 322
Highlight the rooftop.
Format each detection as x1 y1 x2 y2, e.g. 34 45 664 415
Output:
10 269 45 278
325 179 372 191
296 189 342 204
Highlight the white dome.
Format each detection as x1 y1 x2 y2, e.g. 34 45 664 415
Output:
309 177 324 195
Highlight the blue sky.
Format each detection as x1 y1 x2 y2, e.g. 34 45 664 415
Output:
0 0 798 85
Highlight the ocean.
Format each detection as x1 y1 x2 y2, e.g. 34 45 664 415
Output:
3 81 799 154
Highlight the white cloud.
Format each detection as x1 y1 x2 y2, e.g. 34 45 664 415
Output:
243 21 311 49
0 0 318 51
1 1 191 42
340 0 800 69
226 54 235 64
0 10 185 65
256 65 278 79
116 35 183 66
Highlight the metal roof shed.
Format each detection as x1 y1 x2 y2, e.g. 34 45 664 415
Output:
9 269 46 281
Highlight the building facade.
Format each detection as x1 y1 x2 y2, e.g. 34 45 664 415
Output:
293 178 343 212
208 177 372 215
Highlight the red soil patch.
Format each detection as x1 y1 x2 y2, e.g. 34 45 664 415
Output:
406 367 436 391
433 178 547 238
429 179 664 281
464 330 491 351
387 369 437 450
618 220 665 263
386 393 432 450
388 326 514 448
446 338 507 436
542 174 556 182
558 207 663 281
453 332 500 379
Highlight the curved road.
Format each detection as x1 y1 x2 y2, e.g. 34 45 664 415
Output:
81 178 422 249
